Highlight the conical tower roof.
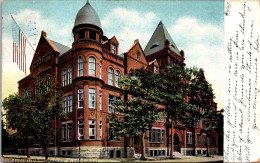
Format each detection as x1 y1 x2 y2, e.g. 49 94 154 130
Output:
144 21 180 56
74 1 102 29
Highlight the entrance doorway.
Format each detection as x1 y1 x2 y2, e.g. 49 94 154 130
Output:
174 133 180 152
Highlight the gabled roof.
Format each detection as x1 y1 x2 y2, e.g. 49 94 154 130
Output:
144 21 181 56
50 40 71 56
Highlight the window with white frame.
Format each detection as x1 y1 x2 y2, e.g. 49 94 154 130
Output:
115 70 120 87
99 121 102 139
197 133 201 145
89 120 95 140
89 57 95 76
161 129 165 143
67 67 72 84
62 124 67 141
68 123 72 141
62 70 66 87
68 95 72 112
149 128 164 143
99 61 102 79
78 89 83 108
108 95 120 113
63 96 67 113
61 122 73 142
78 120 84 140
78 57 83 77
99 91 102 110
108 68 114 85
89 88 95 109
186 132 192 144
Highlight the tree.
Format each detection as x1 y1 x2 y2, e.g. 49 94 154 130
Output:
31 75 65 160
2 75 65 161
149 65 197 158
2 94 36 159
186 68 219 157
109 68 161 160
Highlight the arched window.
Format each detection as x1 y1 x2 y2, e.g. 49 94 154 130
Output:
67 67 72 84
108 68 114 85
99 61 102 79
89 57 95 76
62 70 67 87
78 57 83 76
115 70 120 87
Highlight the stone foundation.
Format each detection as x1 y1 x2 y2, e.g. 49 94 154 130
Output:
18 146 135 158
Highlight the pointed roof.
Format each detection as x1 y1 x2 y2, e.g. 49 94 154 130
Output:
144 21 180 56
74 1 102 29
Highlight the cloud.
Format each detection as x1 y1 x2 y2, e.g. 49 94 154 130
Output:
169 17 223 48
168 17 224 109
101 7 159 53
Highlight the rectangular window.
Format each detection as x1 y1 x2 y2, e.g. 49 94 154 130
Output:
62 124 67 142
78 89 83 108
108 95 114 113
202 135 206 145
108 95 120 113
68 123 72 141
161 129 165 143
63 97 67 113
157 129 161 143
68 68 72 84
99 121 102 139
197 150 201 155
68 95 72 113
89 88 95 108
78 120 84 140
89 30 96 40
197 134 201 145
99 91 102 110
186 132 192 144
111 44 116 54
89 120 95 140
152 129 156 143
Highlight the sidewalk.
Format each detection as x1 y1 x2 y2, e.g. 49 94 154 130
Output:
1 154 223 162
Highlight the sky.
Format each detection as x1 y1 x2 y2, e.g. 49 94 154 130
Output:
2 0 224 110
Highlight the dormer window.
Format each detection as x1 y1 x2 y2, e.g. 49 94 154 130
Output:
150 44 159 49
111 44 116 54
137 51 140 60
89 30 96 40
78 30 85 39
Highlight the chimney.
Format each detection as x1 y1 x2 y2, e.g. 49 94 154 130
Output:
41 31 47 37
134 39 139 44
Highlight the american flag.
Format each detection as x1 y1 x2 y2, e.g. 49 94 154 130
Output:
12 16 27 74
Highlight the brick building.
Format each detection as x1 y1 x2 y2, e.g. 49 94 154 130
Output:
18 1 218 158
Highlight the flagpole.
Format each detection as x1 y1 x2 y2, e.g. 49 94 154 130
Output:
11 14 40 76
11 15 37 54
